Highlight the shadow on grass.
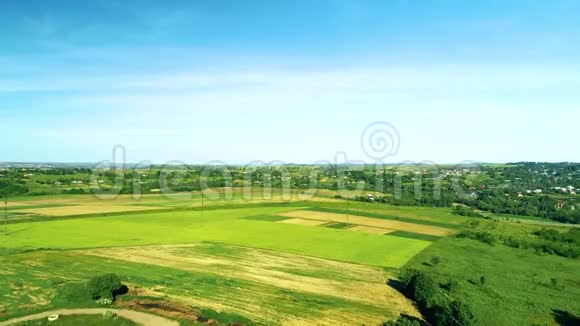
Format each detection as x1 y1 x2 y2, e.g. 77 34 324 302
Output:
386 279 428 326
553 310 580 326
387 279 407 294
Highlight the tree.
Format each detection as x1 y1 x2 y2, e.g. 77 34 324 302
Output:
0 179 28 197
409 271 441 309
86 273 124 300
447 300 475 326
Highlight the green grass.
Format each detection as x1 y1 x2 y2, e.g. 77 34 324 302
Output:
323 222 352 229
14 314 138 326
0 207 430 268
0 195 449 324
242 214 290 222
0 244 405 324
388 231 442 242
404 237 580 325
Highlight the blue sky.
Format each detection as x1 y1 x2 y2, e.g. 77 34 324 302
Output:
1 0 579 164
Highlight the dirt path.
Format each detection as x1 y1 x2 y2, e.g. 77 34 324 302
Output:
0 308 179 326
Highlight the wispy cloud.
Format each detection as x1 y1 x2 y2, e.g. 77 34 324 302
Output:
2 64 580 94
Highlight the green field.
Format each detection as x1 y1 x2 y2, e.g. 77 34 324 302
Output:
405 237 580 325
0 194 452 325
1 206 431 268
1 193 578 325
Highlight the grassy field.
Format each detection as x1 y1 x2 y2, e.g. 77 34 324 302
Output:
404 223 580 325
1 206 432 268
0 244 420 325
0 193 461 325
5 192 576 325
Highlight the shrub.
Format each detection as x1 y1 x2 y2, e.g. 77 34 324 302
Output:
381 315 422 326
103 310 117 320
399 269 475 326
87 273 123 300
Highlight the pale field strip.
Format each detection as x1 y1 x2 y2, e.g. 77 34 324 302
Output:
82 244 420 325
348 225 395 235
7 202 37 206
278 218 396 235
348 207 463 225
278 210 454 236
15 205 161 216
278 218 330 226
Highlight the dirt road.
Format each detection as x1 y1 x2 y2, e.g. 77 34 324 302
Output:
0 308 179 326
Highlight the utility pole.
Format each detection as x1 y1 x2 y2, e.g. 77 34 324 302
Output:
4 196 7 235
201 191 205 218
346 195 350 228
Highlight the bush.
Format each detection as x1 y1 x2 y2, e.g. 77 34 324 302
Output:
436 300 475 326
103 310 117 320
381 315 422 326
399 269 475 326
87 273 123 300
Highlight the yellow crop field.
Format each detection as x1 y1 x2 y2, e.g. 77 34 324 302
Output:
16 205 160 216
278 210 455 236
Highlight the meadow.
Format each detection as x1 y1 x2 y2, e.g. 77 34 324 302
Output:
1 191 578 325
0 192 453 325
405 236 580 325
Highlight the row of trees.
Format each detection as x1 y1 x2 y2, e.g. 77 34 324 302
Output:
396 270 475 326
457 228 580 259
355 185 579 224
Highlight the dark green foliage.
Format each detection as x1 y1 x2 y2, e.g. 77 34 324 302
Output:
458 228 580 258
456 231 497 245
86 274 124 300
53 274 127 305
0 179 28 196
533 227 580 245
399 270 475 326
381 315 423 326
5 162 579 223
407 271 442 309
452 205 486 218
404 233 580 325
432 300 475 326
